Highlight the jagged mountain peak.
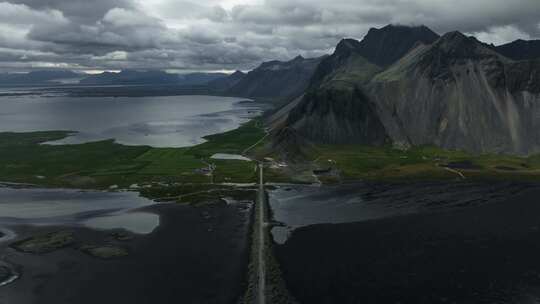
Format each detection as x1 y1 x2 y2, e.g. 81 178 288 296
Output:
422 30 500 62
369 24 434 34
335 38 362 54
331 25 440 66
230 70 245 77
437 31 472 47
357 24 440 67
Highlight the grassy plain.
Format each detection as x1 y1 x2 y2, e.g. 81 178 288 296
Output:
310 144 540 182
0 120 268 201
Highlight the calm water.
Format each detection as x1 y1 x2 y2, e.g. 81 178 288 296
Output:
210 153 251 161
269 184 399 244
0 186 159 239
0 94 262 147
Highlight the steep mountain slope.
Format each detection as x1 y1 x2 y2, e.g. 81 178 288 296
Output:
496 39 540 60
282 25 439 146
370 31 540 154
227 55 325 100
280 27 540 155
208 70 246 91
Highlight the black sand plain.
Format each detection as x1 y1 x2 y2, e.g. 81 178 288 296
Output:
275 183 540 304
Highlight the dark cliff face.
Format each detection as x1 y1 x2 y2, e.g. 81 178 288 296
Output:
496 39 540 61
226 55 325 100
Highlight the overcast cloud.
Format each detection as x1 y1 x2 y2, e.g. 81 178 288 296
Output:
0 0 539 72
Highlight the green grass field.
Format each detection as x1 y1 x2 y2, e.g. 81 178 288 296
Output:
310 144 540 182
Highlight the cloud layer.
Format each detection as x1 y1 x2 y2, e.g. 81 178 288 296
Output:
0 0 539 72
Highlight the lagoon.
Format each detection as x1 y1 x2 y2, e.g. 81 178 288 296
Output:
0 94 262 147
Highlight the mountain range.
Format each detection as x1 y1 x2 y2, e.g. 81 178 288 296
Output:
268 25 540 155
0 70 82 85
79 70 227 86
0 69 229 87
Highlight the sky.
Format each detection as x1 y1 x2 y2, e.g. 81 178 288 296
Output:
0 0 539 73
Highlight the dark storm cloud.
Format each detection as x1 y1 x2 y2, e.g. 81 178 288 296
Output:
0 0 539 72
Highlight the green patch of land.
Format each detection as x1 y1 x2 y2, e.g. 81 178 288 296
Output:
309 144 540 182
0 119 270 194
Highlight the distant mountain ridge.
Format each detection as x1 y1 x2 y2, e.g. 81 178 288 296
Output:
224 55 326 100
79 70 227 86
208 70 246 92
0 70 81 85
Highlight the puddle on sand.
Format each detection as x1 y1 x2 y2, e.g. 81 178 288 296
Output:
0 260 19 287
0 187 160 235
0 228 16 243
84 212 160 235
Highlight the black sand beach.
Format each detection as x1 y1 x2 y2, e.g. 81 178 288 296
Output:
0 202 252 304
274 183 540 304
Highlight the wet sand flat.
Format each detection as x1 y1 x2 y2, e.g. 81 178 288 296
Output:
0 202 252 304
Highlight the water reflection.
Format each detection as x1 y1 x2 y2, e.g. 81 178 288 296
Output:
0 260 19 287
269 184 405 244
0 187 159 237
0 95 263 147
210 153 251 161
84 212 160 234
